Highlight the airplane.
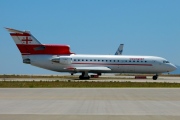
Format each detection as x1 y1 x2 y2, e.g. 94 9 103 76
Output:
5 28 177 80
115 44 124 55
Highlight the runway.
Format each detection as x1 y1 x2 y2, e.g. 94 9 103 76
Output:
0 88 180 120
1 76 180 83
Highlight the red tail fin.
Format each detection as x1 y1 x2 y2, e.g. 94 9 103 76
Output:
6 28 74 55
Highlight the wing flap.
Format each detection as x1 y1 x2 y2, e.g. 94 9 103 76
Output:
65 66 111 71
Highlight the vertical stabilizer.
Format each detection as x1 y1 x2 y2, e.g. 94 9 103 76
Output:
5 27 41 45
115 44 124 55
5 27 42 55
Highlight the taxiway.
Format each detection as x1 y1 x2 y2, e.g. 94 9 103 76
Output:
1 76 180 83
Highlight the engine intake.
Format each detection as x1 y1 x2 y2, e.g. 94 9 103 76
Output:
51 56 72 64
51 58 60 63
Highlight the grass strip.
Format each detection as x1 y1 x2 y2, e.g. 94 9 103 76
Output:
0 81 180 88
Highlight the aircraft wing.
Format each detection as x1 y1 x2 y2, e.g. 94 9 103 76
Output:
65 66 111 71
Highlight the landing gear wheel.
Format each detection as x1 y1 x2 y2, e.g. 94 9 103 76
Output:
97 73 102 76
79 75 83 79
87 76 90 79
152 75 158 80
79 75 90 79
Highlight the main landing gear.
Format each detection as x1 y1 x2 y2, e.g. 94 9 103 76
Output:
152 74 158 80
79 71 90 79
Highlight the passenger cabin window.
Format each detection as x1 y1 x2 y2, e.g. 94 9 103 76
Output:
74 59 76 61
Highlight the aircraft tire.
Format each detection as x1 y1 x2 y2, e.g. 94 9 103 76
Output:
152 75 158 80
79 75 90 79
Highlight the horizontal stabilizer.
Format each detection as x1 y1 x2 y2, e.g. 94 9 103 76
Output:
5 27 30 34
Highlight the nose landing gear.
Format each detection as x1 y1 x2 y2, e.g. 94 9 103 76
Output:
152 74 158 80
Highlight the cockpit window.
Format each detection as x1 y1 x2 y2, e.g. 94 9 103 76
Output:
163 60 170 63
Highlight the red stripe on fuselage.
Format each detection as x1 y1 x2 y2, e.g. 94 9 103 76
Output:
72 62 152 66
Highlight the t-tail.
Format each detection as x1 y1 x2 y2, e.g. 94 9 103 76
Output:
6 28 74 63
115 44 124 55
6 28 42 55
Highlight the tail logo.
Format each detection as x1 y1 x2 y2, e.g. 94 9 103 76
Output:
22 37 32 44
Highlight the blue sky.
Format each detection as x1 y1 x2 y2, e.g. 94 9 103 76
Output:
0 0 180 74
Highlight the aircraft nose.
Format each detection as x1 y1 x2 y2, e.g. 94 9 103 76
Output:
169 64 177 72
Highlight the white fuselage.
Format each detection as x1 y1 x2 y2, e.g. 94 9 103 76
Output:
25 54 176 74
6 27 177 80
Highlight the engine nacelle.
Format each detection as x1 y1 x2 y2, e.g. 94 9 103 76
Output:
51 56 72 65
